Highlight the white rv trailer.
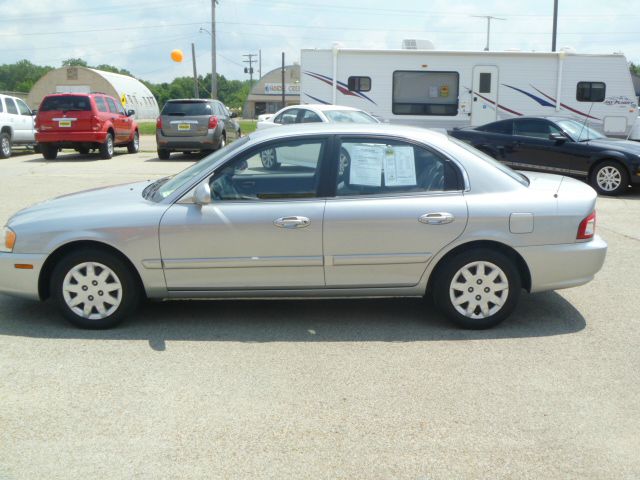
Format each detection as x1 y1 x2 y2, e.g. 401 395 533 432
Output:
300 47 639 138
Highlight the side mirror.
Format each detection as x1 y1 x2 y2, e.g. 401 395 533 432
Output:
230 111 238 118
31 109 38 116
549 132 567 143
193 181 212 205
127 109 135 117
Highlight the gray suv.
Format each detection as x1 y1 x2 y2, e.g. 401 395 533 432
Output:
156 99 241 159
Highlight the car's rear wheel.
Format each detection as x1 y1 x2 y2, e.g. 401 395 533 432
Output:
0 132 11 158
218 133 226 150
158 149 170 160
127 130 139 154
260 148 280 169
41 143 58 160
590 161 628 196
51 248 140 329
433 248 521 329
99 133 114 159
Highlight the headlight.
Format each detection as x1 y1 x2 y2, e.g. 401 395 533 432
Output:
0 226 16 253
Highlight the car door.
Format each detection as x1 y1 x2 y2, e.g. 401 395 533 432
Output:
3 97 22 141
105 96 128 143
509 118 578 173
158 136 329 290
323 136 468 287
14 98 35 143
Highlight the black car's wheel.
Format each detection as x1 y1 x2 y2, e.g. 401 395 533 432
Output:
127 130 140 154
157 149 170 160
590 161 628 196
433 248 521 329
51 248 141 329
99 133 114 159
0 132 11 158
41 143 58 160
260 148 280 169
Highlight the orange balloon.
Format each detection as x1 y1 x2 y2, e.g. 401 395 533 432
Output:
170 49 184 62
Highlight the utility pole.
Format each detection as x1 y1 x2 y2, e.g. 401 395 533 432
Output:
281 52 285 109
211 0 218 99
552 0 559 51
471 15 505 51
258 49 262 79
191 43 199 98
243 53 257 89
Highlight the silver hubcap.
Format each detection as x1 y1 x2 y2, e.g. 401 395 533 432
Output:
449 261 509 319
1 137 10 156
107 136 113 155
62 262 122 320
261 149 276 168
596 166 621 192
133 132 139 150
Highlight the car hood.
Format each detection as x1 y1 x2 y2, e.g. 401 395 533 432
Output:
8 181 154 227
584 137 640 154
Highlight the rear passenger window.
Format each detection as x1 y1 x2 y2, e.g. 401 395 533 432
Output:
94 96 108 112
335 139 460 196
301 110 322 123
274 109 299 125
479 120 513 135
515 119 562 139
6 98 18 115
106 97 119 113
16 99 31 116
0 99 4 113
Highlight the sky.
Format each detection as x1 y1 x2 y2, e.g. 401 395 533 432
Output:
1 0 639 87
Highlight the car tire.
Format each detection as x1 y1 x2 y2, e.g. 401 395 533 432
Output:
41 143 58 160
127 130 139 154
218 133 226 150
590 161 628 196
50 248 141 329
0 132 12 158
432 248 521 329
260 148 280 169
157 149 170 160
99 133 114 159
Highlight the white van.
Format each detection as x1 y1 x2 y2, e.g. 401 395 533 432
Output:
0 93 37 158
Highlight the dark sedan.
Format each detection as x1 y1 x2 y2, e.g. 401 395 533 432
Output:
449 117 640 195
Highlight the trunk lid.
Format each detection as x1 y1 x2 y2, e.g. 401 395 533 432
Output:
160 101 212 137
36 95 94 132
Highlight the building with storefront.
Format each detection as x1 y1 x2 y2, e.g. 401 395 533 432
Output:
242 64 300 118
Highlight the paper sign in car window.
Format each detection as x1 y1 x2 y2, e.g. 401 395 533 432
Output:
384 146 417 186
349 144 384 186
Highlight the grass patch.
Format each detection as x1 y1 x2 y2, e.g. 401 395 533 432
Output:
138 121 156 136
239 119 257 134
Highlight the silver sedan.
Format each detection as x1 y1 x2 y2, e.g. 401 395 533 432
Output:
0 124 607 329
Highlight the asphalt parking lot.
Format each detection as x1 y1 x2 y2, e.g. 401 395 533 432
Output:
1 139 639 480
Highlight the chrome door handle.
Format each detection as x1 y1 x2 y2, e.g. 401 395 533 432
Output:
274 216 310 228
419 212 454 225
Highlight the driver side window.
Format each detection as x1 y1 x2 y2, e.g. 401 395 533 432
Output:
209 138 326 201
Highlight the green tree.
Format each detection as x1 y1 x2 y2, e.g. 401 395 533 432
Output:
61 58 88 67
630 62 640 76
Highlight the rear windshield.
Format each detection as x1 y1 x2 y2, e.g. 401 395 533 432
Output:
162 101 212 116
40 95 92 112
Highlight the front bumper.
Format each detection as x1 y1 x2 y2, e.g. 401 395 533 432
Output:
0 253 47 300
515 235 607 293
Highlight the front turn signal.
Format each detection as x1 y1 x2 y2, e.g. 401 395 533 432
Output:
1 226 16 253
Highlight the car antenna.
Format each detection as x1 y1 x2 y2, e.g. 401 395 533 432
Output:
577 102 595 142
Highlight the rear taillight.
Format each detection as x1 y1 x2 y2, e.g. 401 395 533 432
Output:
156 117 162 129
91 115 101 131
208 115 218 129
577 211 596 240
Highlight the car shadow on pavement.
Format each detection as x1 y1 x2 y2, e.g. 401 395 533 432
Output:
0 291 585 351
23 151 131 163
145 153 206 162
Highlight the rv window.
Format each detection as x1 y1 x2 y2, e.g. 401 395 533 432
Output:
576 82 606 102
479 73 492 94
392 71 459 116
348 76 371 92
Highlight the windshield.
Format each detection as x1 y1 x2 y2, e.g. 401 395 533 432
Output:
324 110 379 124
556 119 605 142
448 137 529 186
40 95 91 112
162 101 212 116
148 136 251 202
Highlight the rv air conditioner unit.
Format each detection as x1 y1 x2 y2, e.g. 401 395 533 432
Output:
401 39 435 50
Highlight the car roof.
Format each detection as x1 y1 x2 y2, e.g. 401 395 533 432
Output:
284 104 365 112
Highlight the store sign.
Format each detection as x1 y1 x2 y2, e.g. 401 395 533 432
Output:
264 83 300 95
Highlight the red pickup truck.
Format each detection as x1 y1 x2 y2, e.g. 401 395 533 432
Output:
35 93 139 159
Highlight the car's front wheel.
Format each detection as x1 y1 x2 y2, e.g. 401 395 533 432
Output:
0 132 11 158
590 161 628 196
127 130 139 154
433 248 521 329
99 133 114 159
260 148 280 169
51 248 140 329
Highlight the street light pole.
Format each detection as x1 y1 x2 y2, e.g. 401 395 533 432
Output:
552 0 559 51
211 0 218 99
471 15 505 51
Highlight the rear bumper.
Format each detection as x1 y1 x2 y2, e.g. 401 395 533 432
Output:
156 130 220 151
515 235 607 293
36 131 107 144
0 252 47 301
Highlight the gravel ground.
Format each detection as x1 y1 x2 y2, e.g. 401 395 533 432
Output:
0 144 639 480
